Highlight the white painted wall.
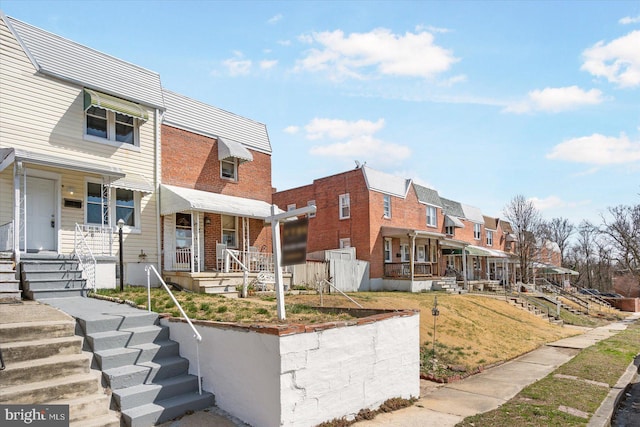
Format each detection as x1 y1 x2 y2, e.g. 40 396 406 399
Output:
162 311 420 427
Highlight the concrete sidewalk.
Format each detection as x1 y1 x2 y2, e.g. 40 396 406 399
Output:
355 313 640 427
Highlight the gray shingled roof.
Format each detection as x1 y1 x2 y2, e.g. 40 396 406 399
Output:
440 197 465 218
5 15 164 109
413 184 442 207
162 89 272 155
361 166 411 198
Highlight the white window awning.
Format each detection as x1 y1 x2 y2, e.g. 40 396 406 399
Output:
0 147 124 178
109 173 154 193
445 215 465 228
160 184 282 219
218 137 253 163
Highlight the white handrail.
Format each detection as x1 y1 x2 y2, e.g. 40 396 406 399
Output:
145 265 202 395
318 278 363 308
74 223 97 291
226 249 250 298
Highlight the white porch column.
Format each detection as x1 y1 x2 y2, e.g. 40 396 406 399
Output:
13 162 21 264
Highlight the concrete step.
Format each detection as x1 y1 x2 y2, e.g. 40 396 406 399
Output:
119 325 170 346
94 340 179 370
50 388 111 422
20 260 80 272
121 391 215 427
69 412 121 427
0 291 22 301
25 287 87 300
0 319 75 343
0 270 17 280
0 280 20 291
0 260 16 272
21 269 83 280
79 312 159 335
0 352 91 387
113 374 200 411
84 330 131 352
0 371 101 403
2 335 83 364
103 356 190 390
23 278 87 290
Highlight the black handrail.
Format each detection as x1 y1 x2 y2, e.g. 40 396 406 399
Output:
0 345 5 370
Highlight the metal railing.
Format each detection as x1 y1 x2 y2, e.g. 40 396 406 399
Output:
74 223 97 291
0 221 13 252
75 224 115 256
145 265 202 395
224 249 274 273
383 262 437 278
317 278 363 308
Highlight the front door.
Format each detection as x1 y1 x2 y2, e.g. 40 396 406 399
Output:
26 176 56 252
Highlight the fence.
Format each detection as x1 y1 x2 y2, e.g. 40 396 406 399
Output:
0 221 13 252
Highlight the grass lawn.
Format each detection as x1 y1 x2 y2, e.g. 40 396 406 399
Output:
456 321 640 427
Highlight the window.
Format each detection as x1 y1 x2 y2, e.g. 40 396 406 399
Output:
307 200 316 218
87 182 107 225
474 223 482 240
384 238 392 262
400 244 410 262
339 238 351 249
486 230 493 246
115 189 135 227
175 213 192 249
287 204 296 212
445 225 454 236
220 158 238 180
426 205 437 227
383 194 391 218
339 193 350 219
221 215 237 247
417 245 426 262
85 107 138 146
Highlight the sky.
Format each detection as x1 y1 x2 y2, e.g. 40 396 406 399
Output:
2 0 639 227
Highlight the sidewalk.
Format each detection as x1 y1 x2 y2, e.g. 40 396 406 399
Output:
354 313 640 427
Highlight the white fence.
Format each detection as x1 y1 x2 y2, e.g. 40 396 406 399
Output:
0 221 13 252
74 224 115 256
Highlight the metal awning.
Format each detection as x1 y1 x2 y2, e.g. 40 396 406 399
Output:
218 137 253 163
0 147 124 178
160 184 282 219
445 215 464 228
465 245 493 257
506 233 517 242
381 226 444 239
84 89 149 121
109 173 154 193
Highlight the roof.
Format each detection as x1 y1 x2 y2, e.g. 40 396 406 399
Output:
160 184 282 219
483 216 498 231
361 166 411 198
461 203 485 224
440 197 465 218
4 15 164 109
500 220 514 234
162 89 272 154
413 184 442 207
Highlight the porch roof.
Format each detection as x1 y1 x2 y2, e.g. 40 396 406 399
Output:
381 226 444 240
160 184 282 219
0 147 125 178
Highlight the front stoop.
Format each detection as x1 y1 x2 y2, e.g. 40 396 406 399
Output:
76 306 215 427
0 256 20 301
19 255 87 300
0 304 120 427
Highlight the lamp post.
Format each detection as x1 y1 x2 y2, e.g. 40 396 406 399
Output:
432 296 440 357
117 218 124 292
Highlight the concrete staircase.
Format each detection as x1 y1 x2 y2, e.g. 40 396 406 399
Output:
508 296 563 325
0 302 120 427
20 254 87 300
71 299 215 427
432 277 462 293
0 252 20 301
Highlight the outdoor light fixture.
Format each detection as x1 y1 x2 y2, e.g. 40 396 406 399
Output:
67 186 75 195
118 218 124 292
205 217 211 225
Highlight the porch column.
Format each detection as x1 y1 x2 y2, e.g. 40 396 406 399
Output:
462 248 468 290
409 233 416 291
13 162 21 264
190 210 195 274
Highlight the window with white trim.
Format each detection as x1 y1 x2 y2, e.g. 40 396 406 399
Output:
486 230 493 246
115 188 135 227
307 200 316 218
220 158 238 181
384 238 392 263
339 238 351 249
400 243 410 262
287 204 296 212
86 181 140 229
383 194 391 218
426 205 437 227
474 223 482 240
85 107 138 146
86 182 107 225
221 215 237 248
339 193 350 219
445 225 454 236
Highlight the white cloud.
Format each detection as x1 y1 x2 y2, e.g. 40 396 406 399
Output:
619 15 640 25
277 39 292 46
528 196 591 211
415 24 452 34
546 133 640 165
222 52 252 76
268 14 283 24
503 86 604 113
302 118 410 165
260 59 278 70
439 74 467 87
284 125 299 134
581 30 640 88
295 28 458 81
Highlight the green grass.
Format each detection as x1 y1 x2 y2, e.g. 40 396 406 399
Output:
456 322 640 426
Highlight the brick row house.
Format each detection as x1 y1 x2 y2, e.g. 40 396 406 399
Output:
273 165 557 291
0 13 281 296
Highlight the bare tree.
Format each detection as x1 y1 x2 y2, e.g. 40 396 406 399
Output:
503 195 544 284
600 204 640 288
574 220 597 289
543 217 574 266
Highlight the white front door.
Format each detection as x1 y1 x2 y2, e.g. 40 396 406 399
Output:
26 176 57 252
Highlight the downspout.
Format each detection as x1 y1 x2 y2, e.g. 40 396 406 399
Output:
155 108 162 274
